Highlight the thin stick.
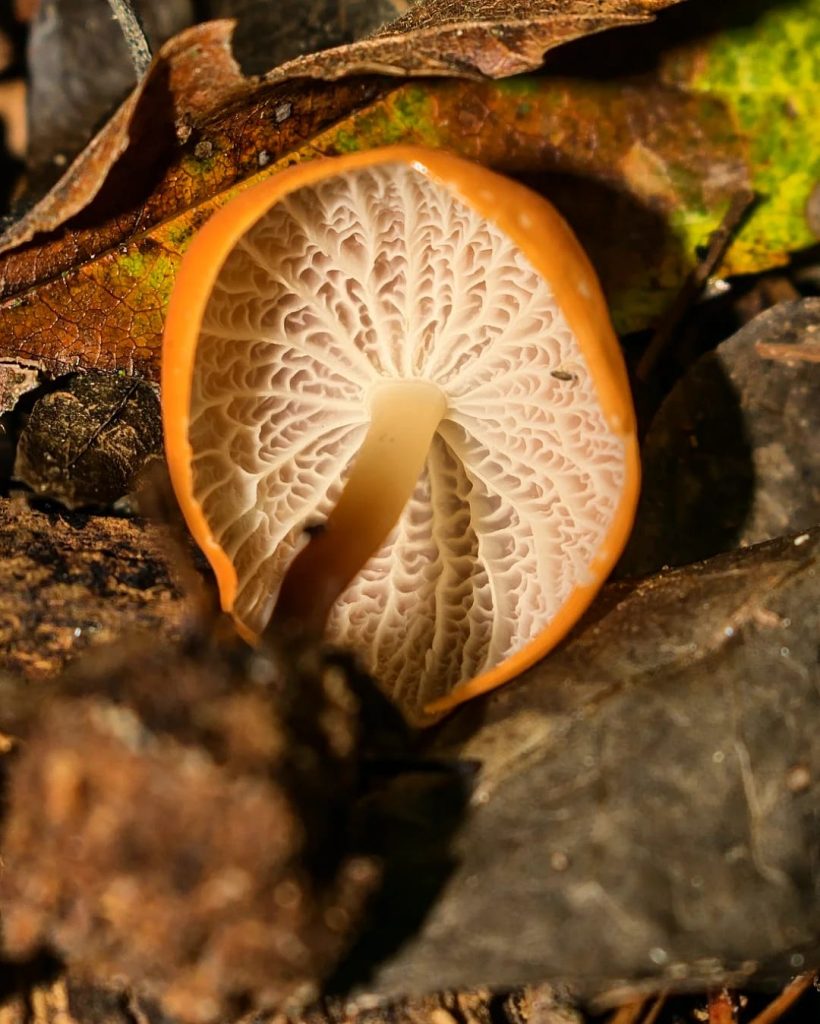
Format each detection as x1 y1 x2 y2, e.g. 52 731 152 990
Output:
636 189 758 383
746 972 816 1024
106 0 153 77
606 1000 646 1024
707 988 736 1024
641 990 669 1024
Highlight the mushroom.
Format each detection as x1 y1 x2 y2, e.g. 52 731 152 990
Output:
162 146 640 725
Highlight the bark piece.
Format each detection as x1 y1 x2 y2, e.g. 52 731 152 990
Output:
0 979 584 1024
0 497 187 679
0 359 40 413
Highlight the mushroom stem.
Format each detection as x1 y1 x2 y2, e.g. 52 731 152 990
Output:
272 380 447 635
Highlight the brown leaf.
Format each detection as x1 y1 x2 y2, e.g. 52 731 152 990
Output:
0 20 271 256
270 0 683 80
0 72 746 383
360 527 820 1001
0 19 381 374
0 0 683 258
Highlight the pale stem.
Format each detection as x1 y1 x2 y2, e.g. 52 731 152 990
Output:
272 380 447 634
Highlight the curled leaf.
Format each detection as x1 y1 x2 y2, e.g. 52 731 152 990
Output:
267 0 683 80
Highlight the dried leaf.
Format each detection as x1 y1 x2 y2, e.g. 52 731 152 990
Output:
353 528 820 1001
0 20 371 257
266 0 681 80
1 1 818 379
1 1 683 258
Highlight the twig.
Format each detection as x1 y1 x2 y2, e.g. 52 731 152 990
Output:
606 1000 646 1024
707 988 736 1024
745 972 817 1024
755 340 820 364
641 990 669 1024
636 189 758 383
105 0 153 78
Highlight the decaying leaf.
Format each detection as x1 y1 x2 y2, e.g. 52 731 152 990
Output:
266 0 683 81
621 298 820 577
659 0 820 276
0 20 381 259
0 72 752 379
0 1 684 259
1 1 818 388
356 527 820 1003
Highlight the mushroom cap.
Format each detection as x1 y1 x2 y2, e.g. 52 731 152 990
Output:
163 146 640 724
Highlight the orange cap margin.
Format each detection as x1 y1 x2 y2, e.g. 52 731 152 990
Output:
161 146 640 719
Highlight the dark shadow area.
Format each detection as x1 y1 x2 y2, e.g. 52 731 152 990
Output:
511 169 710 440
300 651 481 996
616 354 755 577
0 951 64 1005
63 61 178 231
0 2 25 222
224 0 403 76
327 753 478 996
543 0 790 81
515 170 684 345
0 139 23 224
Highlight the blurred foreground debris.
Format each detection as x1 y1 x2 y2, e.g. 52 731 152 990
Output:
0 616 381 1022
0 494 816 1008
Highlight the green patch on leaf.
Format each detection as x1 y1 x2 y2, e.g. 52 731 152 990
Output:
669 0 820 274
329 87 443 153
